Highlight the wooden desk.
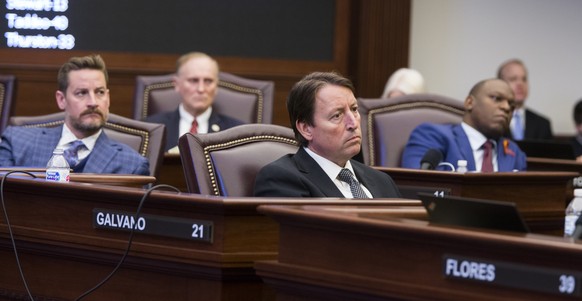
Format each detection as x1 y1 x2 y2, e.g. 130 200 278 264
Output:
376 167 577 234
0 176 420 300
256 205 582 301
0 168 156 187
527 156 582 173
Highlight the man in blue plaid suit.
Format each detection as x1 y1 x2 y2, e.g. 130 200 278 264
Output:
0 55 149 175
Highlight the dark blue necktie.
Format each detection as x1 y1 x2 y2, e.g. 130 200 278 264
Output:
63 140 86 167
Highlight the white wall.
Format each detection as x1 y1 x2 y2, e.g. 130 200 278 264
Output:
411 0 582 135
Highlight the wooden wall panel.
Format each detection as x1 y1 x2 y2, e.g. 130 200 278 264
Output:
350 0 411 98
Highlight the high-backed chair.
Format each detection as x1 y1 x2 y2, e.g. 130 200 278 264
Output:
178 124 298 196
358 93 465 167
133 72 274 124
0 75 17 134
9 112 166 177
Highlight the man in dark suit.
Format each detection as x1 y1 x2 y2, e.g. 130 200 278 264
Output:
497 59 553 140
146 52 243 152
401 78 527 172
0 55 149 175
254 72 401 198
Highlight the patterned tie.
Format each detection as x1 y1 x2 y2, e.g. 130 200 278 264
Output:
63 140 86 168
512 112 524 141
337 168 369 198
481 140 494 173
190 119 198 134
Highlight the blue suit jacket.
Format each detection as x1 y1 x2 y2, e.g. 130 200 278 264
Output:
401 123 527 172
254 147 401 198
145 108 244 151
0 125 150 175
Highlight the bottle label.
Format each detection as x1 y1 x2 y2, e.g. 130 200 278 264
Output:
46 169 70 182
564 215 578 237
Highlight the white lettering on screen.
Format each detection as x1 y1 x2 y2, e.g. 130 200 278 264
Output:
4 0 74 49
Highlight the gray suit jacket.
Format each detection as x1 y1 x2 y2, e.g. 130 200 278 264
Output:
253 147 401 198
0 125 150 175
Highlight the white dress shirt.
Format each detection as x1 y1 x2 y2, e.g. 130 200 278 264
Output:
304 147 372 198
461 122 498 172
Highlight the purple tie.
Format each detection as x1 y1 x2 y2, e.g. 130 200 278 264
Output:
63 140 86 167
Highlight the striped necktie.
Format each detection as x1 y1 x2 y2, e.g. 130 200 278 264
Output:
190 119 198 134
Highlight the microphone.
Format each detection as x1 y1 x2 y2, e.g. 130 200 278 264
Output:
420 149 443 170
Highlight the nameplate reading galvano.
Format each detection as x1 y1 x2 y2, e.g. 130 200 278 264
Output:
92 208 213 243
443 254 581 297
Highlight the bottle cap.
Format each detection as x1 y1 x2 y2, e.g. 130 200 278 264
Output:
574 189 582 197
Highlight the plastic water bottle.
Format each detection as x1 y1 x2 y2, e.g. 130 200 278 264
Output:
46 148 70 182
456 160 468 174
564 189 582 237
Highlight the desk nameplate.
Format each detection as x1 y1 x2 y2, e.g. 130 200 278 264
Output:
444 254 581 297
92 208 213 243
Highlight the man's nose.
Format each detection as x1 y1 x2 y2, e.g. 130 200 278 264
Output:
499 100 511 111
196 81 206 92
345 110 359 129
86 93 98 106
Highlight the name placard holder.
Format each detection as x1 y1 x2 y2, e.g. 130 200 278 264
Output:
93 208 213 243
443 254 581 297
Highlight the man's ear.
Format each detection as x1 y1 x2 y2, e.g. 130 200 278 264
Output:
55 91 66 110
296 120 313 142
464 95 474 112
173 76 180 92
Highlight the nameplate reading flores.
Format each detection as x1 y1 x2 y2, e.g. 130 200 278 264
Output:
93 208 213 243
443 254 581 297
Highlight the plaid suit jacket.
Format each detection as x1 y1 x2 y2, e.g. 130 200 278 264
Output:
0 125 149 175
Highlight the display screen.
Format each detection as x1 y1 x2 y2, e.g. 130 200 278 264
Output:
1 0 335 60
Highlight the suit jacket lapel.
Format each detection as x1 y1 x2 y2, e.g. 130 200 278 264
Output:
84 132 116 173
495 138 513 171
452 125 476 170
293 148 344 198
208 111 222 133
352 163 379 197
35 126 62 166
166 109 180 149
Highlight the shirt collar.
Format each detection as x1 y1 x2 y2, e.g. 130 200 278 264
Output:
59 124 101 151
303 147 356 180
179 104 212 133
513 107 525 118
461 122 496 151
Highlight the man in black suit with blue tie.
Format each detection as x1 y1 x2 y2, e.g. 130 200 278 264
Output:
497 59 553 141
146 52 243 152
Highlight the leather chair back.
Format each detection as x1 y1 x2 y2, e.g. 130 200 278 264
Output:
359 93 465 167
178 124 298 196
9 112 166 177
0 75 17 134
133 72 274 124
